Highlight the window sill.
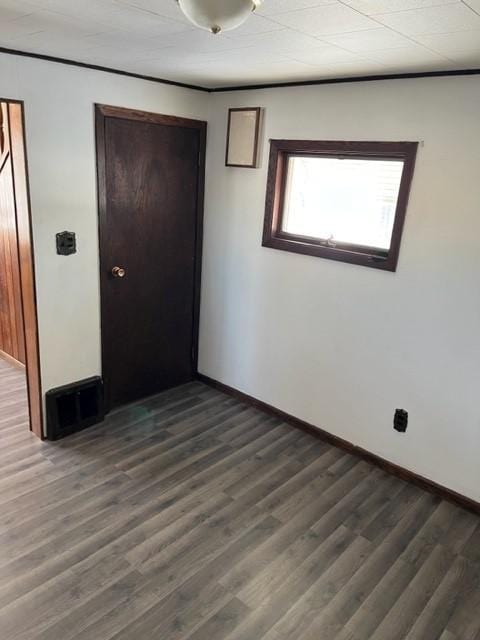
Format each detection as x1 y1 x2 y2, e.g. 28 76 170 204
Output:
262 235 397 271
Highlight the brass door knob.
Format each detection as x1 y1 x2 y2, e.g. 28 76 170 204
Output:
111 266 126 278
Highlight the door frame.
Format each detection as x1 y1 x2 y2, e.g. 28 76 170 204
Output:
95 104 207 411
0 98 43 439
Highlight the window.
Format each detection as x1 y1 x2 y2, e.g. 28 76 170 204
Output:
262 140 418 271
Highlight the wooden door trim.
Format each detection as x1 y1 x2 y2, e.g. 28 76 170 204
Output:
2 100 43 438
95 104 207 410
96 104 207 130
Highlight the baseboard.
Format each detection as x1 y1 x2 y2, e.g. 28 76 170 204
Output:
0 349 25 370
197 373 480 516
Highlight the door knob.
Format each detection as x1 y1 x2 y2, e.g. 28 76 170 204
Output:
111 266 126 278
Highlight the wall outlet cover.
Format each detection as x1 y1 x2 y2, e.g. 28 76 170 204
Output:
56 231 76 256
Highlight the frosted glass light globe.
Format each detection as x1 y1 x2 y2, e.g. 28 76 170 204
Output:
178 0 262 34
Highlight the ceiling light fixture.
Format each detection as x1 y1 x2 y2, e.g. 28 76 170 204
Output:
177 0 262 35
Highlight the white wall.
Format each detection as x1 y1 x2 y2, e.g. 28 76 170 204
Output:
0 53 209 411
1 52 477 500
200 77 480 501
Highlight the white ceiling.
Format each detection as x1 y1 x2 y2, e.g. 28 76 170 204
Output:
0 0 479 88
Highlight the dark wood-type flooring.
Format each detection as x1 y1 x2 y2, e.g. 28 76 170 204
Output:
1 357 479 640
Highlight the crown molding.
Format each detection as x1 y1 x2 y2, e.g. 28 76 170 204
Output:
210 67 480 92
0 46 210 92
1 46 479 94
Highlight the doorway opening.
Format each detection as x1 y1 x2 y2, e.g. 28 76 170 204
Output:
0 99 42 439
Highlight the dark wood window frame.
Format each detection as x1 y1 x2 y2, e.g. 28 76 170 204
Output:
262 139 418 271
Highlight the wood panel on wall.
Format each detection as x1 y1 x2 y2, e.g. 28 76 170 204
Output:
0 101 25 366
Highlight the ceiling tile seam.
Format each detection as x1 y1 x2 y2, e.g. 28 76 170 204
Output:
238 11 390 57
335 1 474 63
205 33 372 61
461 0 480 16
253 0 339 17
338 0 460 16
7 3 476 70
200 23 372 64
361 49 456 66
116 0 287 34
113 0 188 22
2 12 36 25
113 0 199 24
21 4 190 35
249 2 458 62
3 12 123 42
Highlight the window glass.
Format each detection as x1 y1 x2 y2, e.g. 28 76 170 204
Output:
282 156 405 250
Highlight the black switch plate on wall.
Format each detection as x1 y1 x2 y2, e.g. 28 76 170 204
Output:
56 231 76 255
394 409 408 432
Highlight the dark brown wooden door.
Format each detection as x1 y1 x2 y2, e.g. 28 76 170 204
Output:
96 106 206 410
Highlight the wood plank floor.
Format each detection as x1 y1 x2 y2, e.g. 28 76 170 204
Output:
1 357 479 640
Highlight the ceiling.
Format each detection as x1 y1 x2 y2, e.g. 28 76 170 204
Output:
1 0 479 88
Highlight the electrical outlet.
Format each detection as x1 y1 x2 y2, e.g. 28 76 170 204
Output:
394 409 408 433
